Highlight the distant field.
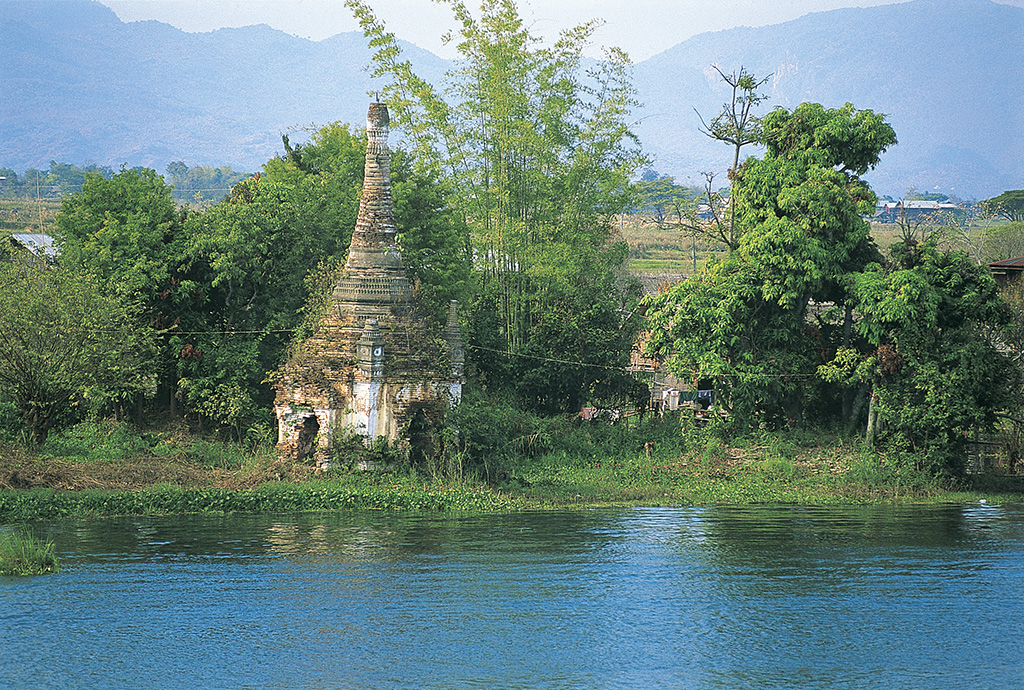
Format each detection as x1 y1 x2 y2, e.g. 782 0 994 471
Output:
621 214 1017 282
618 216 726 277
0 198 60 235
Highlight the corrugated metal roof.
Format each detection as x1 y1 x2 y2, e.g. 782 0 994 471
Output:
9 233 57 259
988 256 1024 270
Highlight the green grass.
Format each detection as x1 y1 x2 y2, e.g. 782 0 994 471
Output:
503 423 1022 508
40 420 155 462
2 416 1021 521
0 528 60 576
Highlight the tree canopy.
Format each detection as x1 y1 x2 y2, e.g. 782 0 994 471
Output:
645 102 897 428
54 167 185 303
841 239 1019 472
982 189 1024 223
0 264 155 445
646 97 1020 474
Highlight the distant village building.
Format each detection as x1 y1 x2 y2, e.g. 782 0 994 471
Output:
272 102 464 465
874 199 959 223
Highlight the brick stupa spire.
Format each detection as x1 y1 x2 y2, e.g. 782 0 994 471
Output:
333 101 411 321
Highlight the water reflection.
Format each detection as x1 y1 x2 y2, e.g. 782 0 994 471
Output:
3 505 1023 689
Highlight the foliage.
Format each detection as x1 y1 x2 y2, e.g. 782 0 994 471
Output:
54 167 185 302
0 480 516 521
40 419 154 462
645 101 897 431
850 239 1021 474
981 189 1024 223
51 167 254 431
177 175 319 432
0 264 156 445
165 161 249 205
52 166 283 435
905 190 950 202
0 161 114 200
634 174 699 225
3 418 1018 521
346 0 647 413
43 121 468 436
0 528 59 576
391 151 474 327
443 391 542 480
0 399 23 446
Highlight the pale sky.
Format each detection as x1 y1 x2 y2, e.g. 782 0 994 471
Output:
95 0 1024 62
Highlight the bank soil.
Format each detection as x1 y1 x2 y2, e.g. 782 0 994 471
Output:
0 448 318 492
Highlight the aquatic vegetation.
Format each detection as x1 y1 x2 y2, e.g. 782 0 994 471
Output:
0 477 519 521
0 528 60 576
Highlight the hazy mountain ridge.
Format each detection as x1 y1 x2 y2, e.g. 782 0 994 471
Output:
1 0 447 173
2 0 1021 198
634 0 1023 198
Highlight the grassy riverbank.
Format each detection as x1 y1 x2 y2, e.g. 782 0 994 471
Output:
1 418 1021 521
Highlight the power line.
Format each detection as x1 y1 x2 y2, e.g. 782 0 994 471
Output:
468 344 631 372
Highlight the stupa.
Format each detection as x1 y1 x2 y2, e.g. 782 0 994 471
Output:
273 102 464 464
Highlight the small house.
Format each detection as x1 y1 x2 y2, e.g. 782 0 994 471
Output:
988 255 1024 286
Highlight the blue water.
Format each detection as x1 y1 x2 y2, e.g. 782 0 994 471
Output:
3 504 1023 689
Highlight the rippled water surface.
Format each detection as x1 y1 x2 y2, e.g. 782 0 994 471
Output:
3 504 1024 689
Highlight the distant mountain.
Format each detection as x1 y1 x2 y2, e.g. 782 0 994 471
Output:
2 0 1021 198
634 0 1024 198
1 0 447 174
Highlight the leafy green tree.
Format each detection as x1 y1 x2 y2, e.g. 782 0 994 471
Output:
54 167 186 302
982 189 1024 223
0 264 155 445
53 167 194 420
45 161 114 196
177 174 322 433
635 175 698 226
346 0 647 412
645 102 897 429
391 157 473 327
845 239 1020 474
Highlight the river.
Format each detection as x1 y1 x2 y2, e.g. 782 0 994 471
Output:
3 504 1023 689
